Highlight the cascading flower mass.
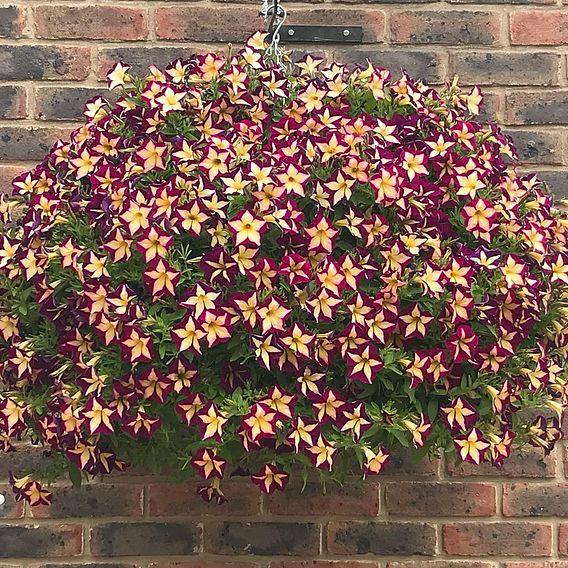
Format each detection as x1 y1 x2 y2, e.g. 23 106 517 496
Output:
1 33 568 504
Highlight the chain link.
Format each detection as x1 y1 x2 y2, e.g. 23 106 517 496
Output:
259 0 288 69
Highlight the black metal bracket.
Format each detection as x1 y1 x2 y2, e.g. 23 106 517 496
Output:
280 25 363 43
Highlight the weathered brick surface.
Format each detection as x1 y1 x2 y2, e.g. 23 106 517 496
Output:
149 562 258 568
97 47 199 79
271 562 379 568
148 481 260 517
327 521 436 555
35 5 148 40
510 11 568 45
30 483 144 518
90 522 201 557
264 481 379 517
0 46 91 81
556 524 568 556
446 447 556 477
0 165 26 194
205 521 320 556
506 129 564 165
443 522 552 555
390 11 502 45
0 6 26 38
506 91 568 125
333 49 444 83
385 482 496 517
449 52 561 86
0 489 23 519
502 563 568 568
34 87 111 121
503 483 568 517
0 524 82 557
383 449 440 476
386 563 496 568
501 563 568 568
537 170 568 197
0 87 26 120
0 127 71 161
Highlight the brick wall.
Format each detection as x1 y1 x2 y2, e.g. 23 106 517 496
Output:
2 443 568 566
1 0 568 565
0 1 567 196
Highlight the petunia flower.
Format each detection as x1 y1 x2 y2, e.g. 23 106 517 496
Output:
362 446 390 477
346 343 384 384
242 402 278 441
454 428 490 464
441 396 479 432
192 448 226 480
251 464 289 494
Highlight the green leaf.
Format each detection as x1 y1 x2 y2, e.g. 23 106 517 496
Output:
68 465 82 488
427 397 439 421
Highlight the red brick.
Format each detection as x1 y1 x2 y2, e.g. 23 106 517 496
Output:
0 6 27 38
536 169 568 198
150 563 258 568
265 481 379 517
0 126 73 162
506 91 568 125
35 5 148 40
383 450 440 476
0 86 26 120
506 129 564 165
0 46 91 81
502 563 568 568
0 445 51 479
449 51 560 86
0 488 23 519
446 446 556 477
156 7 384 43
35 87 111 121
0 165 26 195
205 521 319 556
390 10 501 45
327 521 436 555
333 48 444 83
385 482 496 517
450 0 554 4
386 563 496 568
90 522 201 556
97 46 199 80
271 563 378 568
504 483 568 517
511 11 568 45
443 522 552 556
478 92 502 123
556 524 568 556
148 481 260 517
30 564 140 568
156 6 263 41
29 483 143 518
0 524 82 557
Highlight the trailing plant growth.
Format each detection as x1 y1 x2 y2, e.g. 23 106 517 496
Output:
1 34 568 504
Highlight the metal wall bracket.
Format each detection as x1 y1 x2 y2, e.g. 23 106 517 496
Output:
280 25 363 43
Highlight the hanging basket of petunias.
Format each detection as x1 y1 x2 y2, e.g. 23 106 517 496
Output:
1 33 568 506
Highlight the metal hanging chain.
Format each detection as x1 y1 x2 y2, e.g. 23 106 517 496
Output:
259 0 287 69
